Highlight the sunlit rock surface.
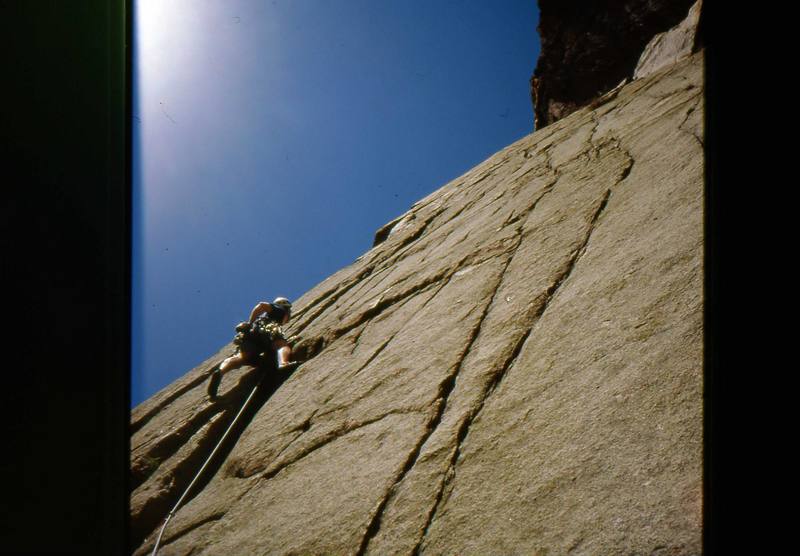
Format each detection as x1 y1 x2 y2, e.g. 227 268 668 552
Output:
131 51 704 555
634 0 703 80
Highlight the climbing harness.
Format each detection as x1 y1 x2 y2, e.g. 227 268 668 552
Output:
150 368 266 556
235 318 284 347
150 301 295 554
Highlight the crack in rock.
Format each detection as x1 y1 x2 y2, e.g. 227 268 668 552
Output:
364 180 553 554
130 366 276 552
131 364 220 435
409 234 534 555
159 512 225 550
132 404 226 491
678 96 704 148
350 334 392 379
414 152 633 550
292 269 451 367
130 411 230 552
130 52 704 556
283 280 446 458
302 241 512 365
349 321 370 355
367 207 447 268
290 170 555 371
355 272 504 555
239 408 425 481
290 265 377 337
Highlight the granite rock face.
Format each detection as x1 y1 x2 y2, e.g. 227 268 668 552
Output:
531 0 699 129
131 52 704 555
634 0 703 79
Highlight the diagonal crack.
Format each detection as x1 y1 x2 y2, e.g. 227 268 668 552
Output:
367 206 448 270
131 362 222 435
359 196 547 554
351 336 391 378
367 169 503 274
158 512 225 550
131 403 226 491
236 273 454 484
318 269 452 351
354 283 502 556
414 156 633 551
350 277 439 360
264 428 307 473
409 233 537 555
381 209 444 255
290 265 377 338
246 408 425 482
350 321 370 356
292 177 550 370
313 273 449 358
313 277 452 422
418 225 464 265
292 260 463 366
256 278 450 480
414 318 536 553
678 96 704 149
130 364 289 553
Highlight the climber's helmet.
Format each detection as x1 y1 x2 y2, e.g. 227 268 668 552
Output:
273 297 292 322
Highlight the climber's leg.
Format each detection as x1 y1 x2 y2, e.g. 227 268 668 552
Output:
219 351 250 374
273 338 293 369
277 346 292 368
208 351 254 399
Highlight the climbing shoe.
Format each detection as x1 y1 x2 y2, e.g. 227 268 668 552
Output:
207 368 221 399
277 361 299 372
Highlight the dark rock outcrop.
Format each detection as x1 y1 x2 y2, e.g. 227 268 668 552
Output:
531 0 700 129
131 50 704 555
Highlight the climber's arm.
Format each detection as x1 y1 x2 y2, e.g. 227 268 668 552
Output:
247 301 273 323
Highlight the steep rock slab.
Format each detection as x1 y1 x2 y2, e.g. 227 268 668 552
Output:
420 55 703 556
131 51 704 555
531 0 698 129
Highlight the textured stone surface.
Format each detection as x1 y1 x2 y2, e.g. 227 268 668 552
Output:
635 1 702 79
131 51 704 555
530 0 697 129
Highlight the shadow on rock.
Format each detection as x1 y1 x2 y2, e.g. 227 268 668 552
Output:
130 355 298 554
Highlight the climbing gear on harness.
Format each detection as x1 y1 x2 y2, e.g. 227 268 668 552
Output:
252 319 284 340
234 317 285 353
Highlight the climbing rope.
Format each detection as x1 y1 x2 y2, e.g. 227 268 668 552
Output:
150 367 266 556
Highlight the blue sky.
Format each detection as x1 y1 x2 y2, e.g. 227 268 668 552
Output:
132 0 541 407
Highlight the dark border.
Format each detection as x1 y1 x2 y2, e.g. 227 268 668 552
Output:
1 1 130 553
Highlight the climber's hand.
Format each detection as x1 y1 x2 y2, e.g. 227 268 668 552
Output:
235 321 250 332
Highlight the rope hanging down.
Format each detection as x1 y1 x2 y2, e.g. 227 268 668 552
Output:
150 367 266 556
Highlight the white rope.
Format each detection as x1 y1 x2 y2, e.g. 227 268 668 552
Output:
150 370 265 556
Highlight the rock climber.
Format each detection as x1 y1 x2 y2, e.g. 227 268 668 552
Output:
207 297 295 399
